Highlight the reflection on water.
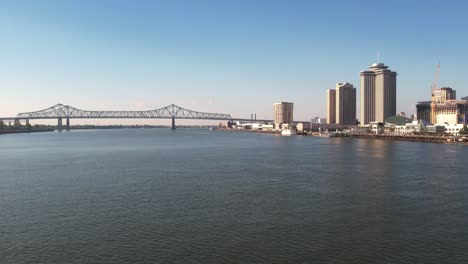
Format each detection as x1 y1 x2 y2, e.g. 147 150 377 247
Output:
0 129 467 264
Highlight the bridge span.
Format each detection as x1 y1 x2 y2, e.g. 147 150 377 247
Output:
0 104 272 130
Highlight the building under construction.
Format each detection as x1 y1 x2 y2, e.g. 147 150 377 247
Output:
416 64 468 125
416 87 468 124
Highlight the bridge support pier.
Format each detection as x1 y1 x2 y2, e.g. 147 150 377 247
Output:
57 118 63 132
171 117 176 130
66 118 70 131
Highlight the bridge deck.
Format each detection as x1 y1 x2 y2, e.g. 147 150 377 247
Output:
3 104 274 123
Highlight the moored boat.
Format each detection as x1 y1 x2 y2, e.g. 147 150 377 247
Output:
281 128 293 136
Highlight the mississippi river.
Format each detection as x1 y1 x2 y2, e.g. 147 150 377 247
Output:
1 129 467 263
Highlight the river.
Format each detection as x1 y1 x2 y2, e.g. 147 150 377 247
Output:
1 129 467 263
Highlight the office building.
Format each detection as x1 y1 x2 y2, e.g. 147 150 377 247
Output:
416 101 432 123
326 89 336 124
335 83 357 125
325 83 356 125
360 63 397 125
273 102 294 124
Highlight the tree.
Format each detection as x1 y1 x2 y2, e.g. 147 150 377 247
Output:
460 125 468 135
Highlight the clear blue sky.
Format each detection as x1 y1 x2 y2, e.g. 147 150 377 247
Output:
1 0 467 123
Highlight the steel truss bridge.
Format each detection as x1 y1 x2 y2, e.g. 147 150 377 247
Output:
0 104 271 130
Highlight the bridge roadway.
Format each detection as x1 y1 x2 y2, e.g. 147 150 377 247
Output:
0 104 272 130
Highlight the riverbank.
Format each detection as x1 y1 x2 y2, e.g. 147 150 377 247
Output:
218 128 468 145
335 133 468 144
217 128 280 134
0 129 55 135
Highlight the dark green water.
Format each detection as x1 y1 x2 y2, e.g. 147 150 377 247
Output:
1 129 467 263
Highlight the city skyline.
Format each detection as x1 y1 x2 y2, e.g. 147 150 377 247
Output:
1 1 468 123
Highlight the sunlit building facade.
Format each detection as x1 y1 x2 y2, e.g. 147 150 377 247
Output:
336 83 356 125
326 89 336 124
273 102 294 124
360 63 397 125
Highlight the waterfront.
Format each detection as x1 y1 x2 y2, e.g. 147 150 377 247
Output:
1 129 467 263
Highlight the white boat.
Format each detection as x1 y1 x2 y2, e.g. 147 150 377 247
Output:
281 129 293 136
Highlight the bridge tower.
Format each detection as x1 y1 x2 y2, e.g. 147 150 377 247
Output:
171 117 176 130
66 118 70 131
57 118 63 132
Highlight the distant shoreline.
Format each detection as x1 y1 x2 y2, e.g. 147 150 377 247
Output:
0 129 55 135
0 125 218 134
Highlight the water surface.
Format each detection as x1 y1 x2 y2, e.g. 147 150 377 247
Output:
1 129 467 263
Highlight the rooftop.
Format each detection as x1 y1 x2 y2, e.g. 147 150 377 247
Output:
370 63 389 70
385 115 413 126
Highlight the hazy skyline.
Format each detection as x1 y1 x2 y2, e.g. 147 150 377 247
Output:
1 0 468 123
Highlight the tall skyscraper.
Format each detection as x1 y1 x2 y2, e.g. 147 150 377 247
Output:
325 83 356 125
336 83 357 125
273 102 294 124
360 63 397 125
326 89 336 124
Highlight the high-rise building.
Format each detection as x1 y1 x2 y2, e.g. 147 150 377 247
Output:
335 83 356 125
326 89 336 124
432 100 468 124
325 83 356 125
416 101 432 122
432 87 456 103
430 87 457 124
273 102 294 124
360 63 397 125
